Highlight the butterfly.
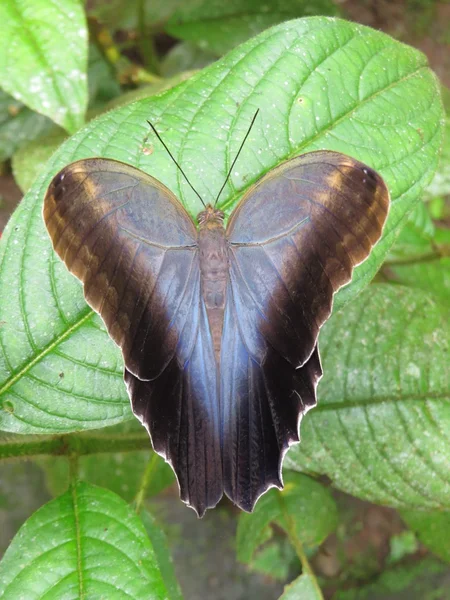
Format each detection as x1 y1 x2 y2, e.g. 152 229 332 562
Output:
43 115 389 517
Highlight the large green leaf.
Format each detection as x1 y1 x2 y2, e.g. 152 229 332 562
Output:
0 18 443 434
279 574 323 600
0 482 169 599
285 283 450 510
0 0 88 132
401 509 450 563
166 0 339 55
236 473 338 564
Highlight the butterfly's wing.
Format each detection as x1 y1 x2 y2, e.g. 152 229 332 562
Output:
222 150 390 511
124 288 222 517
44 158 222 516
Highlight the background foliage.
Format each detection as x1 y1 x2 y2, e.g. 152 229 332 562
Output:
0 1 449 599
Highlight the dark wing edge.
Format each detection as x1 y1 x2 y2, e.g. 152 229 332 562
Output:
44 158 223 516
221 150 390 511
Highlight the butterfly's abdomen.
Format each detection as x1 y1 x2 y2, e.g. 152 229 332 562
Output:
198 218 228 364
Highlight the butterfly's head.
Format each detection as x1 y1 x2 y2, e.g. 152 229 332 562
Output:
197 204 225 230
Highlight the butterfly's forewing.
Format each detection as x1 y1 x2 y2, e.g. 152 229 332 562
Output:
222 150 390 511
44 159 223 516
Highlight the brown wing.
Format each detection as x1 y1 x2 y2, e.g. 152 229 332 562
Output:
221 150 389 511
44 158 222 516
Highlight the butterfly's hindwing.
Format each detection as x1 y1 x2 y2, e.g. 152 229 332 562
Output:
125 265 223 516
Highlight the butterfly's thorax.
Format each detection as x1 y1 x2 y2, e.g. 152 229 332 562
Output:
197 205 228 364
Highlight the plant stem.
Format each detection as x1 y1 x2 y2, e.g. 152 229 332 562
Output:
138 0 160 74
88 16 161 85
0 432 150 461
134 452 159 513
278 494 324 598
69 452 79 485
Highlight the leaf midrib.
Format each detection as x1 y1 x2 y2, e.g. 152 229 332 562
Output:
0 307 93 398
71 482 84 599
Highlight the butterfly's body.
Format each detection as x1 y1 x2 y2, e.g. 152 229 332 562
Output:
198 205 228 364
44 150 389 517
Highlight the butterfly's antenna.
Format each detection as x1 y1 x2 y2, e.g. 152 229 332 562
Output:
147 121 206 208
214 108 260 207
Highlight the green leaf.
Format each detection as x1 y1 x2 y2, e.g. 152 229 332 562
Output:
10 42 123 193
0 18 444 434
426 117 450 199
0 89 55 162
386 220 433 263
0 0 88 133
387 258 450 308
406 200 435 239
385 199 436 263
236 473 337 564
334 556 449 600
0 297 131 433
383 210 450 307
285 284 450 510
248 538 297 581
0 44 118 166
141 510 184 600
279 573 323 600
12 130 67 193
387 531 419 564
442 86 450 112
401 509 450 563
166 0 339 55
0 482 169 599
